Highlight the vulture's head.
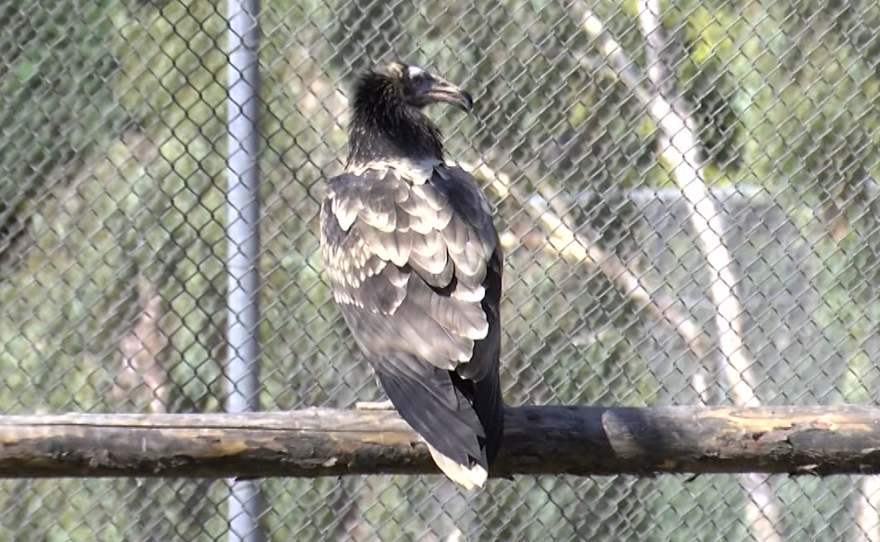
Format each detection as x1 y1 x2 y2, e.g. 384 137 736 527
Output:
355 61 474 113
346 61 473 165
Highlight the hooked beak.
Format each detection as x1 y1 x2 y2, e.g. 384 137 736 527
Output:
423 77 474 113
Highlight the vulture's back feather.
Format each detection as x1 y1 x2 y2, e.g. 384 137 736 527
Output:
321 163 504 486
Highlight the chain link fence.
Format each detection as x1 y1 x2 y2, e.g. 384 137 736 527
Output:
3 0 880 540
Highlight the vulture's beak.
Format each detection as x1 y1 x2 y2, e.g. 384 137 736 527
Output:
423 76 474 113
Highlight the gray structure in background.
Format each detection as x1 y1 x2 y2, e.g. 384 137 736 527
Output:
224 0 265 541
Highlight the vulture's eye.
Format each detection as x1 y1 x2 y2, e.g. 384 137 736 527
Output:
406 66 428 87
410 73 426 86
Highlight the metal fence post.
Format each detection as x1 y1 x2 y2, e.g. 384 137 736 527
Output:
225 0 265 540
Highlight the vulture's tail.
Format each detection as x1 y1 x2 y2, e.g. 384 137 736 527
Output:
376 361 504 490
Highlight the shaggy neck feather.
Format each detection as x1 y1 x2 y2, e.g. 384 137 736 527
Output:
346 73 444 168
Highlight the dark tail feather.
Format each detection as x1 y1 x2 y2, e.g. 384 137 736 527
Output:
377 362 501 489
465 365 504 467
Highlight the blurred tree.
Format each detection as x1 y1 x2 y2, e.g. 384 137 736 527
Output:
0 0 132 273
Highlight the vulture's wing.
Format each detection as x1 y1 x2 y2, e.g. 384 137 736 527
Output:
320 164 503 475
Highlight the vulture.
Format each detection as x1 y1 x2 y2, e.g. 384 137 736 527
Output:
319 61 504 489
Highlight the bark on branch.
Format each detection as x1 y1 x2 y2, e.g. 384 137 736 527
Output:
2 406 880 479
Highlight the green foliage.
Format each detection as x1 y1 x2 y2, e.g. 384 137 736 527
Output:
0 0 131 267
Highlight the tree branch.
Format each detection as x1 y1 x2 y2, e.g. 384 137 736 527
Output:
461 160 712 363
586 4 782 539
574 1 761 405
3 406 880 479
113 276 170 414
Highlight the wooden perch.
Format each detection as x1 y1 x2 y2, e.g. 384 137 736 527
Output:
3 406 880 479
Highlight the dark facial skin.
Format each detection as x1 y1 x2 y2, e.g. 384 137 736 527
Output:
397 65 474 112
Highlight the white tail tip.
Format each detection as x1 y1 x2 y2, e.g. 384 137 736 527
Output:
425 442 488 490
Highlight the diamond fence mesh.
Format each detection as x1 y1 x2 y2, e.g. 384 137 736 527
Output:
2 0 880 540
